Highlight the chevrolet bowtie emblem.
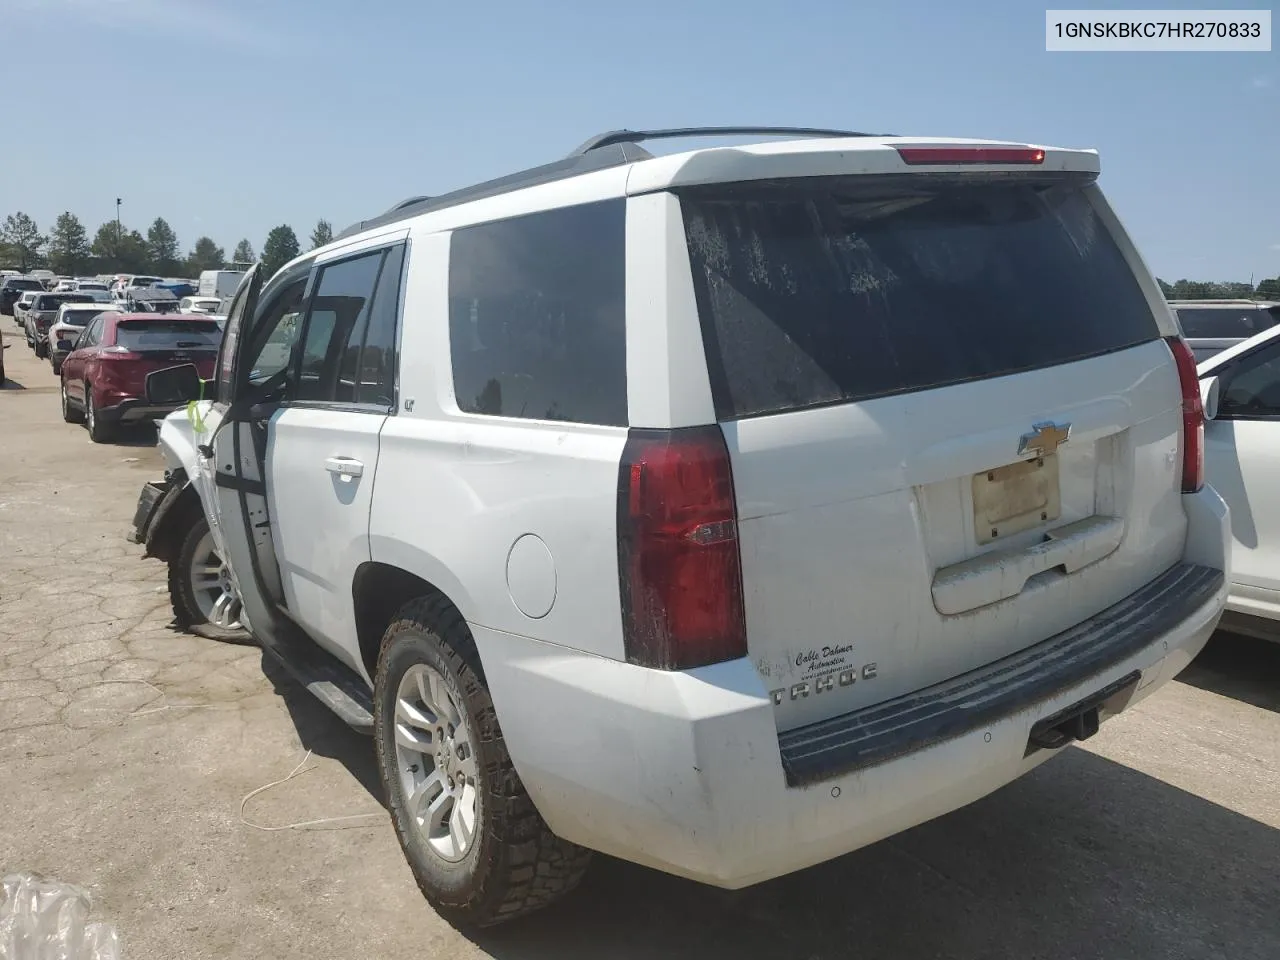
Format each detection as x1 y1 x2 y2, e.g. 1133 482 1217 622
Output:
1018 421 1071 458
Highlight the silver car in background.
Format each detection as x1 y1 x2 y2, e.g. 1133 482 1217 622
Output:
1171 299 1280 363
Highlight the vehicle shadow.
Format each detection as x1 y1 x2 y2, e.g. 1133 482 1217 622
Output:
464 748 1279 960
258 651 385 806
0 377 27 390
1179 628 1280 714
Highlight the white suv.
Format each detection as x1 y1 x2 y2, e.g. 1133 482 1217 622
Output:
130 128 1230 927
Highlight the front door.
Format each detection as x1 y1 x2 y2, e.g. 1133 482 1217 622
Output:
265 241 406 671
1205 336 1280 596
202 262 311 639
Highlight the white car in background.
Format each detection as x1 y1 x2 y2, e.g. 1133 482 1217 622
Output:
12 291 39 328
72 279 110 293
178 296 222 315
47 301 123 374
1199 326 1280 639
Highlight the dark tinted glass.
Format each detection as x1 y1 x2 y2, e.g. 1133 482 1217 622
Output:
680 178 1160 420
5 278 43 291
116 321 220 351
297 249 383 403
1220 339 1280 417
448 200 627 426
357 245 404 406
1176 306 1277 340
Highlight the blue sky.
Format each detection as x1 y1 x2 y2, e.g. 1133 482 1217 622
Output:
1 0 1276 281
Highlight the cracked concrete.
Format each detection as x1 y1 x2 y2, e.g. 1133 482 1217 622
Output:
3 320 1280 959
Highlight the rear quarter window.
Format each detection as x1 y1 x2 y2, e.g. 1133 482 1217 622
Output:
679 177 1160 419
447 199 627 427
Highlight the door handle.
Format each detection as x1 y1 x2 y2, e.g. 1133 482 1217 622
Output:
324 456 364 479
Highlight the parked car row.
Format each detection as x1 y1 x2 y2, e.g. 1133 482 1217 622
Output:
4 284 222 441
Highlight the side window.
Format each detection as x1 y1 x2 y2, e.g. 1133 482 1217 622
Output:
79 317 102 348
358 245 405 407
1219 340 1280 418
243 277 309 387
294 248 386 404
447 200 627 426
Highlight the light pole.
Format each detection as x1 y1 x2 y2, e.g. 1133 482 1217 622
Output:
115 198 122 266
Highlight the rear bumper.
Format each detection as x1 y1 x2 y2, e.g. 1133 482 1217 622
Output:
479 487 1230 889
98 398 185 423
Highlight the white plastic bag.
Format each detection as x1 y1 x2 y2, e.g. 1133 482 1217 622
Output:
0 874 119 960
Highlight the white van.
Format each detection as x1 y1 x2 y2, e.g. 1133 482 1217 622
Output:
198 269 247 299
132 128 1230 927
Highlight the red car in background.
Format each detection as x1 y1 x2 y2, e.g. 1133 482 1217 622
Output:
59 313 221 442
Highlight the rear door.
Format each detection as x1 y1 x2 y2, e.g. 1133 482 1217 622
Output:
1204 335 1280 599
676 172 1188 731
266 240 405 669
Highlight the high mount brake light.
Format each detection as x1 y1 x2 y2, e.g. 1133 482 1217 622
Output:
616 426 748 670
896 146 1046 165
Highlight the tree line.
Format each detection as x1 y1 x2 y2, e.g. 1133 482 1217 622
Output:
0 211 336 283
1156 277 1280 301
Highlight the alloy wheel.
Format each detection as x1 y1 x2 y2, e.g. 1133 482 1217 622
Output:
394 663 479 863
186 529 243 630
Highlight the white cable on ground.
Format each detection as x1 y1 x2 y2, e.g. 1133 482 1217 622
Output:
78 680 385 831
238 749 386 832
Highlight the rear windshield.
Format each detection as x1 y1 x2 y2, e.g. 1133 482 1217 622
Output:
60 310 104 326
680 177 1160 419
7 278 44 291
116 320 220 351
1175 305 1279 340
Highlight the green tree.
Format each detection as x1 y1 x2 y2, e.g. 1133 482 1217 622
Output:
91 222 150 273
147 217 180 275
309 219 333 250
1 212 46 271
1156 278 1174 298
260 225 299 280
185 236 226 274
46 212 91 276
232 238 255 264
1257 277 1280 300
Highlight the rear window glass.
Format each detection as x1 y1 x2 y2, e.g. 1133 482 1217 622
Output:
1175 306 1278 340
448 199 627 426
680 178 1160 419
116 320 220 351
6 279 43 291
60 310 103 326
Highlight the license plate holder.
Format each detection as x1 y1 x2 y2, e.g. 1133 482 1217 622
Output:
972 454 1061 545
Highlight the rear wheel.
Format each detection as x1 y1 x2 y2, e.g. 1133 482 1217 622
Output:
50 355 61 376
61 379 83 423
85 382 114 443
374 596 591 927
34 339 47 359
169 513 250 643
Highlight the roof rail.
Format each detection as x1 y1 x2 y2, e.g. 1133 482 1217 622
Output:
334 127 890 242
569 126 888 155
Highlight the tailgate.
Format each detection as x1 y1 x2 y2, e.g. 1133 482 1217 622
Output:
678 170 1187 732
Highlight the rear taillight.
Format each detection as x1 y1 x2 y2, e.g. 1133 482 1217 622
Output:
101 346 142 359
895 145 1046 165
616 426 748 670
1165 336 1204 493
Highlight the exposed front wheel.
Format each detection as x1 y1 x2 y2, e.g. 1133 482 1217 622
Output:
169 513 251 643
374 596 591 927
